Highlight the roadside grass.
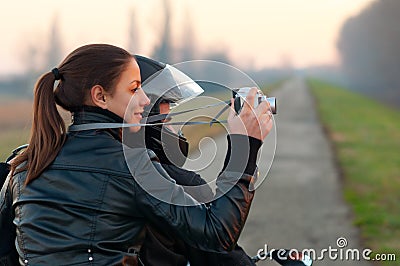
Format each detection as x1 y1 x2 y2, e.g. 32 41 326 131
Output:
308 79 400 264
0 129 30 161
0 99 32 161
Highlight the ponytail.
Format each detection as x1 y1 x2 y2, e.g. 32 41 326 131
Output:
11 72 66 184
10 44 133 184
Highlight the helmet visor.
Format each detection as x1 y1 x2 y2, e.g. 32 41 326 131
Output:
142 64 204 108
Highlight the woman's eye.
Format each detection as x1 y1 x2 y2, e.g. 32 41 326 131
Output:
131 87 139 93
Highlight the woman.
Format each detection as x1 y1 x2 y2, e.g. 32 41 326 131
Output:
0 44 273 265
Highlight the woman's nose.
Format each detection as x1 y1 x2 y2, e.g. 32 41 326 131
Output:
140 89 151 106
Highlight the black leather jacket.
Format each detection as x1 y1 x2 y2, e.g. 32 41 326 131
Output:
141 164 257 266
0 109 260 265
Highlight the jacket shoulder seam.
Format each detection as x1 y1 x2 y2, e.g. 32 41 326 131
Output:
49 164 133 178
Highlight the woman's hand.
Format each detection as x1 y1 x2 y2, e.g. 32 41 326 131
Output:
227 88 273 141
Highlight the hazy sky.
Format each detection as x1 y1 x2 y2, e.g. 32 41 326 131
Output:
0 0 375 76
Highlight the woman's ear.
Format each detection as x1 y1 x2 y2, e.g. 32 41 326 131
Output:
90 85 108 109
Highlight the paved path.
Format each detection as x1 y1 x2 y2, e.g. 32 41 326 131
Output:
185 78 371 265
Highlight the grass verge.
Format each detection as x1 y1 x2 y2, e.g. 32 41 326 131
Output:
308 79 400 265
0 129 30 161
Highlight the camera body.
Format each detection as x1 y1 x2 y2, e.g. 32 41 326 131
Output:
233 87 277 114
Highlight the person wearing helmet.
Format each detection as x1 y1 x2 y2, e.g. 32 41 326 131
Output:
134 55 257 266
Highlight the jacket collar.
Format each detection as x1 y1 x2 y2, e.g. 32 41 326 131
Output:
72 106 123 125
70 106 123 140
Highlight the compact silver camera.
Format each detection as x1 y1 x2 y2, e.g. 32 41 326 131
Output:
233 87 277 114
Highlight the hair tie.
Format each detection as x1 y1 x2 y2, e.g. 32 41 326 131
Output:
51 68 62 81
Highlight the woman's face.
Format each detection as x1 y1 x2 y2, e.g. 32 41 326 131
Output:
106 58 150 132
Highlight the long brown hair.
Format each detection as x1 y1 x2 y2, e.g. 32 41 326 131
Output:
11 44 133 184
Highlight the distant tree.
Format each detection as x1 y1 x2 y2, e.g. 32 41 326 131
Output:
179 5 196 62
16 15 64 96
152 0 174 63
45 15 63 69
337 0 400 106
22 43 41 76
17 38 44 96
127 9 140 54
